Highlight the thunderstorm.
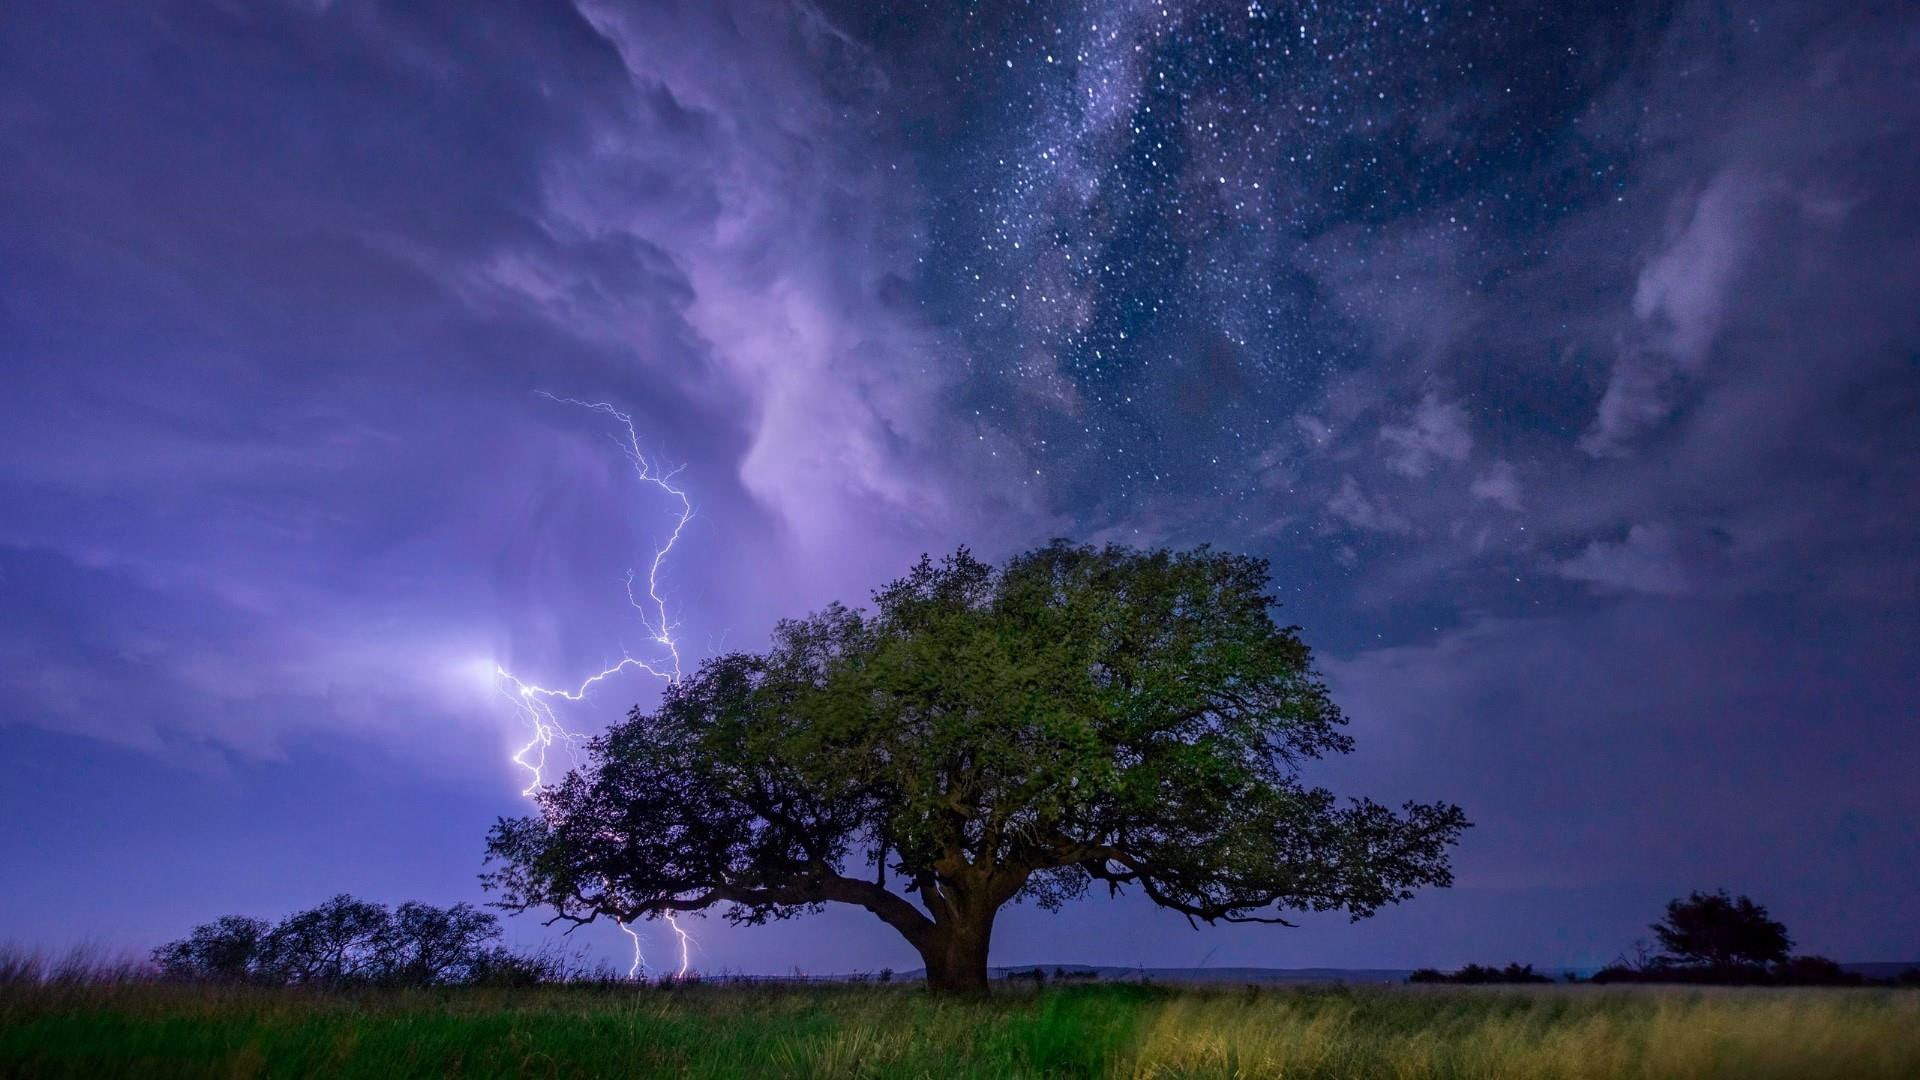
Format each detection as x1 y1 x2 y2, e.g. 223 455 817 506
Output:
494 394 695 979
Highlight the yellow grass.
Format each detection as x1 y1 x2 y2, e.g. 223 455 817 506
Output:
2 978 1916 1078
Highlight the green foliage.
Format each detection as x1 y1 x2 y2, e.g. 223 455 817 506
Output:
486 542 1466 990
3 982 1917 1078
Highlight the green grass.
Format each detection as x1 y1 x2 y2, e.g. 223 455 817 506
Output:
2 981 1916 1078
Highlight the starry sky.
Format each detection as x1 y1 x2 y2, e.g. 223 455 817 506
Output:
2 1 1916 972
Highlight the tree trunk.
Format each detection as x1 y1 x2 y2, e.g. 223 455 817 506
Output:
918 914 993 994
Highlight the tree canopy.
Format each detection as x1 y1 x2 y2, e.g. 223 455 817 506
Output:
485 542 1467 991
1651 890 1793 970
153 895 513 987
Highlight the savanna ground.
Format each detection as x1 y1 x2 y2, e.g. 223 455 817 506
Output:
3 979 1918 1079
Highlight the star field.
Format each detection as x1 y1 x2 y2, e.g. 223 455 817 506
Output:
861 2 1643 541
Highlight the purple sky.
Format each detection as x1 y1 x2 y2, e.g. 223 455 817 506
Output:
2 0 1916 973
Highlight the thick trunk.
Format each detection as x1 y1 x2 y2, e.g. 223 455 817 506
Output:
918 915 993 994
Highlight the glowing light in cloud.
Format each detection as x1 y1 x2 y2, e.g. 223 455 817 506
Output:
494 394 695 979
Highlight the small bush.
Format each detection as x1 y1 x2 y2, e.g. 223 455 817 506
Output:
1408 962 1551 984
1589 954 1885 986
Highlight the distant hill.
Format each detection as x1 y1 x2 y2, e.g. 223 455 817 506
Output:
981 964 1417 984
879 962 1920 985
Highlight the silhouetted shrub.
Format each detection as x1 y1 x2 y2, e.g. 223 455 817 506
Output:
1589 955 1876 987
1588 962 1766 985
1588 890 1888 987
385 901 504 985
153 896 506 988
152 915 271 983
1651 890 1791 969
1409 962 1551 985
1050 967 1098 981
256 895 393 985
1773 955 1861 986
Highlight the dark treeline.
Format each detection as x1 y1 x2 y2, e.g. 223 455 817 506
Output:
152 894 571 988
1001 967 1103 984
1586 890 1917 987
1586 955 1917 987
1412 891 1920 988
144 888 1919 990
1410 963 1553 985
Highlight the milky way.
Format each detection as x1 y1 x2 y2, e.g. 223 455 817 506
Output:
893 4 1634 519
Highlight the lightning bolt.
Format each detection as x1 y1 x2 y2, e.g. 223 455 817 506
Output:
495 393 695 980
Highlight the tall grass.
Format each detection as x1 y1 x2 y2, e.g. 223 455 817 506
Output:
1130 985 1920 1079
1 976 1914 1078
0 944 151 987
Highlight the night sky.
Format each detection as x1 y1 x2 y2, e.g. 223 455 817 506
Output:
3 1 1916 973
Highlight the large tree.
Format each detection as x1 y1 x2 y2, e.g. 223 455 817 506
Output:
1651 890 1793 970
485 542 1467 992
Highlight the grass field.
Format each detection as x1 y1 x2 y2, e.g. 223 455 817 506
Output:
2 980 1916 1078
